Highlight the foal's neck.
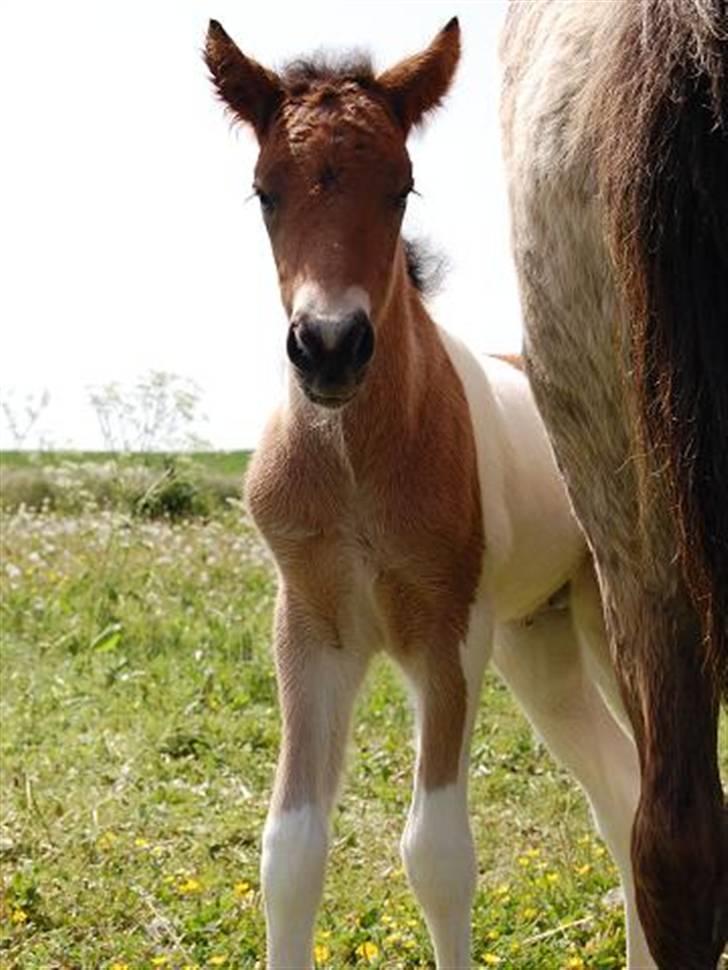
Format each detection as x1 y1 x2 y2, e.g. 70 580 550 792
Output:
311 251 442 474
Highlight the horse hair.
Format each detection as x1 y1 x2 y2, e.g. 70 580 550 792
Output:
403 237 449 300
280 52 376 94
595 0 728 699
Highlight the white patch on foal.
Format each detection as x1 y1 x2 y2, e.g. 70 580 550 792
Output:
261 805 328 968
438 329 584 621
402 782 476 968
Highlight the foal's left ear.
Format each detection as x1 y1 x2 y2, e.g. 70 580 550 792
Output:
377 18 460 134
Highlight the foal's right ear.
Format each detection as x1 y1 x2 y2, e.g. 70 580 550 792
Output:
204 20 282 140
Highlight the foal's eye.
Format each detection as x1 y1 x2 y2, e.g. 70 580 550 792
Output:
253 185 278 216
394 181 415 211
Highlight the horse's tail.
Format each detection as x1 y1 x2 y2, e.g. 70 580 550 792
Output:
597 0 728 696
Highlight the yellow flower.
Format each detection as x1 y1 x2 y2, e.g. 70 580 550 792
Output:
484 956 502 966
575 863 591 876
110 964 129 970
10 908 28 924
233 881 252 898
566 958 585 969
517 855 531 867
151 958 169 967
594 846 607 858
495 883 510 896
97 831 117 851
314 943 330 964
177 877 202 895
487 929 500 941
526 847 541 859
134 837 149 849
384 933 402 945
208 957 227 967
522 907 538 920
545 871 559 884
355 941 379 962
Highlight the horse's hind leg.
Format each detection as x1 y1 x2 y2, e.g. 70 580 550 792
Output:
602 573 727 969
492 586 655 970
261 588 372 969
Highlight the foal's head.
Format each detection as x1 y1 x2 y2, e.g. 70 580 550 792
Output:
205 20 459 408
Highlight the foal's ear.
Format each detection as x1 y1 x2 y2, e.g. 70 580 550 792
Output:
377 18 460 133
204 20 282 139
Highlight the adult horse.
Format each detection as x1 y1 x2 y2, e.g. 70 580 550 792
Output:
500 2 728 967
206 16 654 969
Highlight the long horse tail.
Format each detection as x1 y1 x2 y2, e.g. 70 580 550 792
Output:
597 0 728 698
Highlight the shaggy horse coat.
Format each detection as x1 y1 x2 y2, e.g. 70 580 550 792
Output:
501 2 728 966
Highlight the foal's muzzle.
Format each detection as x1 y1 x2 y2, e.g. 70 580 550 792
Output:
287 310 375 407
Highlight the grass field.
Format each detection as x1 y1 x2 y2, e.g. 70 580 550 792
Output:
1 453 725 968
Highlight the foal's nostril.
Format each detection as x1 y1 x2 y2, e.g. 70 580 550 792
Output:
345 311 375 371
286 320 323 374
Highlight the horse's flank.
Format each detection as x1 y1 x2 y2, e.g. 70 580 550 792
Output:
501 1 728 964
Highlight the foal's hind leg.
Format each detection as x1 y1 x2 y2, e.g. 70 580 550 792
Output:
492 589 654 970
261 588 372 969
397 602 493 969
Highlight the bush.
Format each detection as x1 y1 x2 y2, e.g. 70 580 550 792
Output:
135 470 210 521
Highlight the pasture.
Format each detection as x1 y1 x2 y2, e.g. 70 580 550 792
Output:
1 453 725 968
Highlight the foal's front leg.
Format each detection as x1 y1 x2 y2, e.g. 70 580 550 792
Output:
261 589 371 969
399 605 492 968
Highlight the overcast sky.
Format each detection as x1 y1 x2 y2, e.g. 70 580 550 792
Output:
1 0 520 450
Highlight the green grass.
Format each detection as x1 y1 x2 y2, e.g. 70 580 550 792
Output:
0 452 250 474
1 483 725 968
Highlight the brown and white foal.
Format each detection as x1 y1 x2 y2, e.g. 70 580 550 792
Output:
205 19 651 968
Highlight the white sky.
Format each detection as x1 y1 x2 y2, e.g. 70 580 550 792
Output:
1 1 520 450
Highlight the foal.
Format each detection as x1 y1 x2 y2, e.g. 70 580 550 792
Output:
206 19 650 967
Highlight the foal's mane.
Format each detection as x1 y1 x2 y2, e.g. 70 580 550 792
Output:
404 238 448 300
279 51 376 94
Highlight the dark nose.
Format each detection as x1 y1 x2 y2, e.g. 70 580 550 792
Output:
287 310 375 386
